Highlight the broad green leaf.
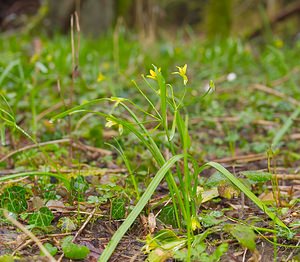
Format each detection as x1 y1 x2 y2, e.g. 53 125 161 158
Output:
200 214 225 228
0 255 17 262
217 182 240 199
200 187 219 203
153 230 184 248
28 207 54 227
111 197 126 220
192 228 216 246
40 243 58 256
147 248 172 262
199 211 225 228
58 217 77 232
224 224 256 251
144 230 182 253
242 171 272 183
0 186 27 213
211 243 228 261
61 236 90 260
70 175 89 201
174 241 228 262
192 242 207 256
205 172 227 188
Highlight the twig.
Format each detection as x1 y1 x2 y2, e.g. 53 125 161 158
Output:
271 67 300 86
213 153 266 163
12 239 34 255
190 116 278 126
2 176 28 184
286 240 300 261
252 84 300 106
57 208 97 262
273 174 300 180
68 10 81 162
36 99 70 121
249 1 300 38
0 138 70 163
0 170 20 175
73 207 97 241
290 133 300 140
242 248 247 262
12 233 73 254
3 210 56 262
0 138 112 164
49 168 125 174
72 141 112 156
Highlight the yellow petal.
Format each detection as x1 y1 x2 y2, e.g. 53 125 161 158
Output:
183 75 188 85
150 69 156 77
182 64 187 74
97 72 106 82
118 124 123 135
147 69 158 80
105 118 117 128
30 53 39 64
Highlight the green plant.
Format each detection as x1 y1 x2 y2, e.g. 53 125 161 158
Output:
61 236 90 260
28 207 54 228
52 65 288 262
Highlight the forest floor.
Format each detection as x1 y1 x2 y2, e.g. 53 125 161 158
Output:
0 31 300 261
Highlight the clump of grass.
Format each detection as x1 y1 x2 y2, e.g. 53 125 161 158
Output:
52 65 288 261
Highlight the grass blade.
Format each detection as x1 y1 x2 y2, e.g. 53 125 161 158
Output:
200 161 288 229
156 66 168 131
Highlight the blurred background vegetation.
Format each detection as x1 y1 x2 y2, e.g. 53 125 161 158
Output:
1 0 300 159
1 0 300 41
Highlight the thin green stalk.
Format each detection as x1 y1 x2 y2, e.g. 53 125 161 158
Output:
132 80 162 119
183 115 192 261
273 234 278 262
156 66 168 131
30 87 37 140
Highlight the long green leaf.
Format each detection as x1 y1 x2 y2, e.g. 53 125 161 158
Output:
98 154 183 262
156 66 168 131
200 162 288 229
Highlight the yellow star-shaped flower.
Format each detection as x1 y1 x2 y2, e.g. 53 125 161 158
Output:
97 72 106 82
172 64 188 85
105 117 123 135
147 68 161 80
